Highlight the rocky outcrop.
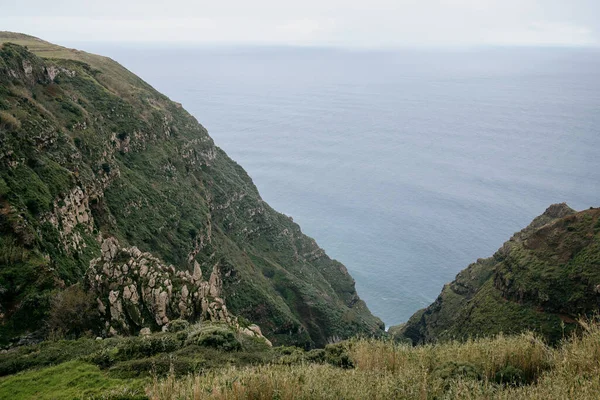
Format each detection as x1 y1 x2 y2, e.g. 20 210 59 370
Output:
87 238 273 346
45 65 75 82
88 237 235 335
45 186 94 251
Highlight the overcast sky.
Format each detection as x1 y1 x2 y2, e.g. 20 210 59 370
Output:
2 0 599 48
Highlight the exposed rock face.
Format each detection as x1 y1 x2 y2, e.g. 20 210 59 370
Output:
239 323 272 347
22 60 32 76
88 237 234 335
139 327 151 336
395 204 600 345
45 65 75 82
45 186 95 251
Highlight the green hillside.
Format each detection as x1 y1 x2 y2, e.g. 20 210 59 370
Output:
0 33 383 348
395 203 600 345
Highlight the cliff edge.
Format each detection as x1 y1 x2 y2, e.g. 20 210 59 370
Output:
0 33 383 347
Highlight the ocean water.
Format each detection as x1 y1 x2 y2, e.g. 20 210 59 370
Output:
75 44 600 327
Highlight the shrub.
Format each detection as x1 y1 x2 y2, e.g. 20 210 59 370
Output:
275 346 305 365
276 347 326 365
276 346 304 356
46 284 100 339
86 347 117 369
432 361 483 386
117 335 181 359
305 348 326 363
494 365 527 386
325 342 354 368
185 326 241 351
109 355 197 378
175 331 188 342
167 319 189 333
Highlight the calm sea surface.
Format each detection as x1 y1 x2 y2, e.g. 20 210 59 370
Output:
74 44 600 327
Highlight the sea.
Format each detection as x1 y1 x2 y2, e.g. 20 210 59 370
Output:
71 44 600 327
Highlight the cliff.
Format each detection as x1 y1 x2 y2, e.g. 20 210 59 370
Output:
0 33 383 347
395 203 600 344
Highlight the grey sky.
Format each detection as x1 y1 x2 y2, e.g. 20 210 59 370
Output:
2 0 599 47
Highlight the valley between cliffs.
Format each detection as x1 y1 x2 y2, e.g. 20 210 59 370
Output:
1 32 600 400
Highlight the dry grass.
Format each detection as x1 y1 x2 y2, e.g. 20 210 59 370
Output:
0 110 21 130
148 319 600 400
352 332 552 378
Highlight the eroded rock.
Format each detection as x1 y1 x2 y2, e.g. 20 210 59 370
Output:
88 237 236 335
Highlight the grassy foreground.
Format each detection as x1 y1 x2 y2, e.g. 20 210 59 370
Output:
0 361 147 400
0 322 275 400
148 320 600 400
0 320 598 399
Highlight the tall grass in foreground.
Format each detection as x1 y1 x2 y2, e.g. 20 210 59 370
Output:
148 320 600 399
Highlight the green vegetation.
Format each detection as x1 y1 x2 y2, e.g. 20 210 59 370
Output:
0 32 382 347
2 32 600 398
0 322 366 399
395 204 600 345
2 319 600 399
0 361 147 400
0 322 272 379
148 319 600 400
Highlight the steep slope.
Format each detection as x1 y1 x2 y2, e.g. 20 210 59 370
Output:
396 203 600 344
0 33 383 347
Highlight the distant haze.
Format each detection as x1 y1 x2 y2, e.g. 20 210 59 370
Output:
2 0 600 48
